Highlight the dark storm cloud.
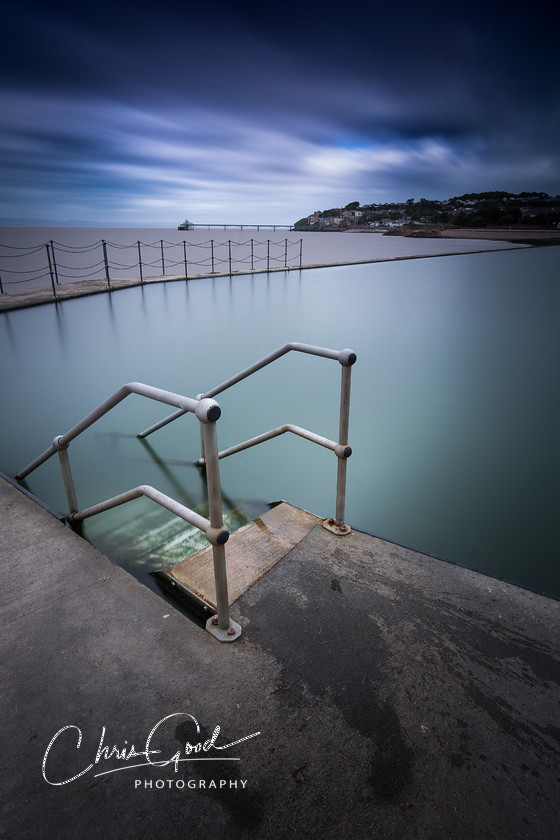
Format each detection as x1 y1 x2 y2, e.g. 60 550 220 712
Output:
1 0 559 223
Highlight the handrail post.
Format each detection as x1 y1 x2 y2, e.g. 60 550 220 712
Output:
201 418 241 641
54 437 78 514
324 349 356 536
336 360 353 527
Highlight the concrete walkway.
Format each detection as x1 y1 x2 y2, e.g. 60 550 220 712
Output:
1 476 559 839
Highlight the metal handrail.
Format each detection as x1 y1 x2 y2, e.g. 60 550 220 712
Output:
201 423 352 463
67 484 228 547
15 342 357 641
139 343 355 438
16 382 219 479
16 382 239 642
139 342 357 533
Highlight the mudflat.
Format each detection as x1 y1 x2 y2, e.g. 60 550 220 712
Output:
438 227 560 244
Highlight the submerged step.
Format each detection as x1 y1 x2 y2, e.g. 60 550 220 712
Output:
157 501 319 612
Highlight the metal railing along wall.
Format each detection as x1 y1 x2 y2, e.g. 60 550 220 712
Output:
16 342 356 641
0 237 304 294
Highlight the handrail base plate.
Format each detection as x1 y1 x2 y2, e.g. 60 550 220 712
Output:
323 518 352 536
206 617 242 642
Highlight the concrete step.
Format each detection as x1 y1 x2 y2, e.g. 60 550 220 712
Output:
158 501 319 612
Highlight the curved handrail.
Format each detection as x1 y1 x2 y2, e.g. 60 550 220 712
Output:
198 423 352 465
68 484 229 546
136 341 356 533
15 342 356 640
138 342 356 438
203 341 356 399
16 382 220 479
15 381 236 639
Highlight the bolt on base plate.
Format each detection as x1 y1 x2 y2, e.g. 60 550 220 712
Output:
322 518 352 535
206 616 242 642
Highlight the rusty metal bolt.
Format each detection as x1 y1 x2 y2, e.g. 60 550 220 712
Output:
227 626 236 636
211 616 219 626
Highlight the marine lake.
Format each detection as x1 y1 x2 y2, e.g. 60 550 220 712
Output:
1 240 558 599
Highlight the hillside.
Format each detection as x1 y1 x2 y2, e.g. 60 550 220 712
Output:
294 192 560 230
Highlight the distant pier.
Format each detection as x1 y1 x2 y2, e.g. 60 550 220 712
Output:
178 223 294 230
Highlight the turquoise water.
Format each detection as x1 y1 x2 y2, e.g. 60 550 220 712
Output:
1 247 559 598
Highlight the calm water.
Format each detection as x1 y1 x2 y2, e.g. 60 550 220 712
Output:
1 246 559 598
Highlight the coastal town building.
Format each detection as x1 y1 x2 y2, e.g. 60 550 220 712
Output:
295 192 560 230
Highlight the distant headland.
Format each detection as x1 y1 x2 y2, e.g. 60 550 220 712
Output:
293 192 560 233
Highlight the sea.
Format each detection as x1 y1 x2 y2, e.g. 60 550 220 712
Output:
1 228 558 600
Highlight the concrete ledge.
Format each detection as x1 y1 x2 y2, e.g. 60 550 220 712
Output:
1 477 559 839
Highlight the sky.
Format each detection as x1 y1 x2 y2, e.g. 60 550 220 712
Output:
1 0 559 226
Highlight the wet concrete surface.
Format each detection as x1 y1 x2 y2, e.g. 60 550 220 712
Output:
1 476 559 839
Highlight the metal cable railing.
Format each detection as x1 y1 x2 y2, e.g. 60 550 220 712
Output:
0 237 304 295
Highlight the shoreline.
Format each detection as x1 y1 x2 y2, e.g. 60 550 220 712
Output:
437 227 560 246
301 226 560 246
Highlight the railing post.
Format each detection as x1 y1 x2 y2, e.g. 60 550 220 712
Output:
267 239 270 271
137 241 144 283
299 238 303 268
228 240 232 275
160 240 165 276
49 240 60 285
201 417 241 641
284 238 288 267
250 238 254 270
183 240 188 280
46 244 57 298
0 273 4 294
211 240 215 273
102 240 111 289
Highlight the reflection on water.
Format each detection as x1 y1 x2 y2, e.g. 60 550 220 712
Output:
1 247 559 598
